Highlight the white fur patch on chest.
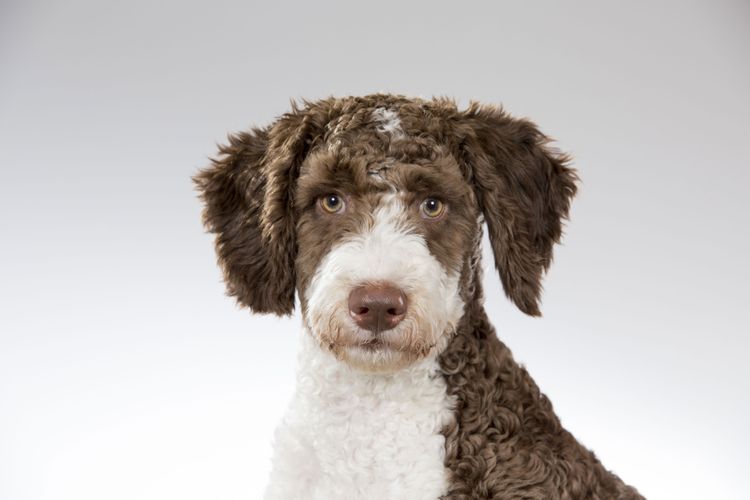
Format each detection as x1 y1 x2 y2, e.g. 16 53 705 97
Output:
265 332 455 500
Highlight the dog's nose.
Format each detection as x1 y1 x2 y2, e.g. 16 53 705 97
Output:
348 284 407 333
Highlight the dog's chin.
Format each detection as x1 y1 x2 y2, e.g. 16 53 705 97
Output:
338 343 423 373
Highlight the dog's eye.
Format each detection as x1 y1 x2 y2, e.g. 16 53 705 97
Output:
420 197 445 219
320 194 345 214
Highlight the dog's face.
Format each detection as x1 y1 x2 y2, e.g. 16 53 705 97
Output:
294 138 478 371
195 95 577 372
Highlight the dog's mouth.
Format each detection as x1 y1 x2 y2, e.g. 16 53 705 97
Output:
342 328 437 356
338 333 402 352
359 337 385 350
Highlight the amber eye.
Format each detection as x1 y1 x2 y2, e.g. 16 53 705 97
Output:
320 194 345 213
420 197 445 219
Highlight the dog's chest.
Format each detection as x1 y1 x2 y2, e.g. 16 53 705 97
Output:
265 334 454 500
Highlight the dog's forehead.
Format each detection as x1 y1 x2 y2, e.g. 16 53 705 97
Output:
300 106 463 192
299 149 463 198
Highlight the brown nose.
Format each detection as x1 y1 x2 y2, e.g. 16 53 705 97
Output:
348 284 407 333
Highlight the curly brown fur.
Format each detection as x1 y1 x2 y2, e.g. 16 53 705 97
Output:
439 291 644 499
454 105 579 316
193 103 341 314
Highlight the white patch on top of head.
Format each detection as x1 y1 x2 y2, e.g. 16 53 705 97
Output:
372 107 405 139
325 138 342 152
304 193 464 371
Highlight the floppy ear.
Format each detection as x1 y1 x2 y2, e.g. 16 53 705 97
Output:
193 107 317 315
456 103 578 316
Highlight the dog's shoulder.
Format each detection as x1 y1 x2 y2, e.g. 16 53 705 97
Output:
439 319 644 500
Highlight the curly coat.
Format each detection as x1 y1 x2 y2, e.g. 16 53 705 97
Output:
194 94 643 499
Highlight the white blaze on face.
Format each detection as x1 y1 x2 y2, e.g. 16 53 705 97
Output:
304 193 465 371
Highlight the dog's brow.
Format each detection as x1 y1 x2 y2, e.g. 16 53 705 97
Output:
367 165 390 176
399 167 466 199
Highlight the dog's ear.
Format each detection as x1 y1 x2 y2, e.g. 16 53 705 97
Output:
193 106 319 315
455 103 578 316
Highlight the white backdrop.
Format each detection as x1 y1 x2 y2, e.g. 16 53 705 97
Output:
1 1 748 499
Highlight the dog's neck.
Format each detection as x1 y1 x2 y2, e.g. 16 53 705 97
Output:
265 330 455 499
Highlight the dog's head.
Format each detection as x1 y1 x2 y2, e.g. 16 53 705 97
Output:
194 95 577 372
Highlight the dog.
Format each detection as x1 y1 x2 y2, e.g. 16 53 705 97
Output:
194 94 643 499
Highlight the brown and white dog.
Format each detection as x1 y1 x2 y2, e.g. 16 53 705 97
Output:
194 94 643 499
